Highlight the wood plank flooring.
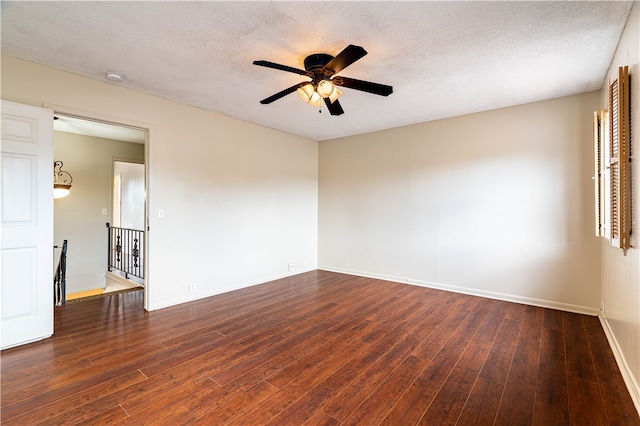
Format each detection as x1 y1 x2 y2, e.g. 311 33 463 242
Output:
1 270 638 425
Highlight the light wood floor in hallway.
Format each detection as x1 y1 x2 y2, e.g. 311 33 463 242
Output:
1 270 638 425
65 280 144 302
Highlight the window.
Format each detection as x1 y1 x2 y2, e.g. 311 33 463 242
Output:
595 66 631 249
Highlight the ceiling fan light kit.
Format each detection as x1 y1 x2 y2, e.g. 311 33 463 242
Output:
316 79 341 100
253 44 393 116
297 83 323 107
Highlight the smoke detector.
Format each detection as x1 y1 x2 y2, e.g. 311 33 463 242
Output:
106 71 125 82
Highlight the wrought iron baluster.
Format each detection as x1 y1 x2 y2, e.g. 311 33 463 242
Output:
116 234 122 263
124 229 129 279
133 238 139 268
106 223 112 272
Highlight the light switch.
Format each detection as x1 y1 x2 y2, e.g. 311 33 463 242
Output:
101 208 107 216
158 208 165 219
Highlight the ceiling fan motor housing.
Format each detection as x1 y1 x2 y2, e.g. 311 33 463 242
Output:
304 53 334 72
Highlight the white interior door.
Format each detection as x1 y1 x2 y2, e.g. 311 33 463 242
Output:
113 160 145 230
1 100 54 349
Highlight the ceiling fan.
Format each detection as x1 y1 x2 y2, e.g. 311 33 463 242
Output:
253 44 393 116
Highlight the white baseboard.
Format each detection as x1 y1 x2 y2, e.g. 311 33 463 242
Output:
599 314 640 416
318 266 599 316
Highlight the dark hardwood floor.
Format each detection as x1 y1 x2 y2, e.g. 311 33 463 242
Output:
1 270 638 425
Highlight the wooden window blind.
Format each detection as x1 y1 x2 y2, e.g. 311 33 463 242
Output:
609 65 630 249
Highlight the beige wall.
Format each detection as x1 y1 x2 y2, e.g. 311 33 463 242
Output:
1 54 318 310
599 1 640 409
54 131 144 293
320 91 601 313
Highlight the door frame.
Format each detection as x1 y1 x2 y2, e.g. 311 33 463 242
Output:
45 103 153 311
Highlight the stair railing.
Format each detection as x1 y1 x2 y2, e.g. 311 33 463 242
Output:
106 222 144 280
54 240 67 306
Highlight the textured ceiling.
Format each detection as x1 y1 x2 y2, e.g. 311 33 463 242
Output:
1 1 634 141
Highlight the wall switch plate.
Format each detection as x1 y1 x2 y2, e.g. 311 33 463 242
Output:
189 282 196 293
101 208 107 216
158 208 165 219
288 263 294 272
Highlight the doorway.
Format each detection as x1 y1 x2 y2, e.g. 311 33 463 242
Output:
108 160 146 287
52 112 148 307
113 161 145 230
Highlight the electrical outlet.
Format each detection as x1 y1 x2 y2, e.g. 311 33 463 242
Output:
287 263 294 272
189 282 196 293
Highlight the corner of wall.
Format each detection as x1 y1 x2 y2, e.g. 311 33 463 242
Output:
599 313 640 416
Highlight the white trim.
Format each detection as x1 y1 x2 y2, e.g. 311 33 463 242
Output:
42 103 153 133
318 265 599 316
599 313 640 416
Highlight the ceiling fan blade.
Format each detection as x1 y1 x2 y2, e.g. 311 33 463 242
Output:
323 45 367 75
259 83 306 104
253 60 309 76
333 76 393 96
324 97 344 116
